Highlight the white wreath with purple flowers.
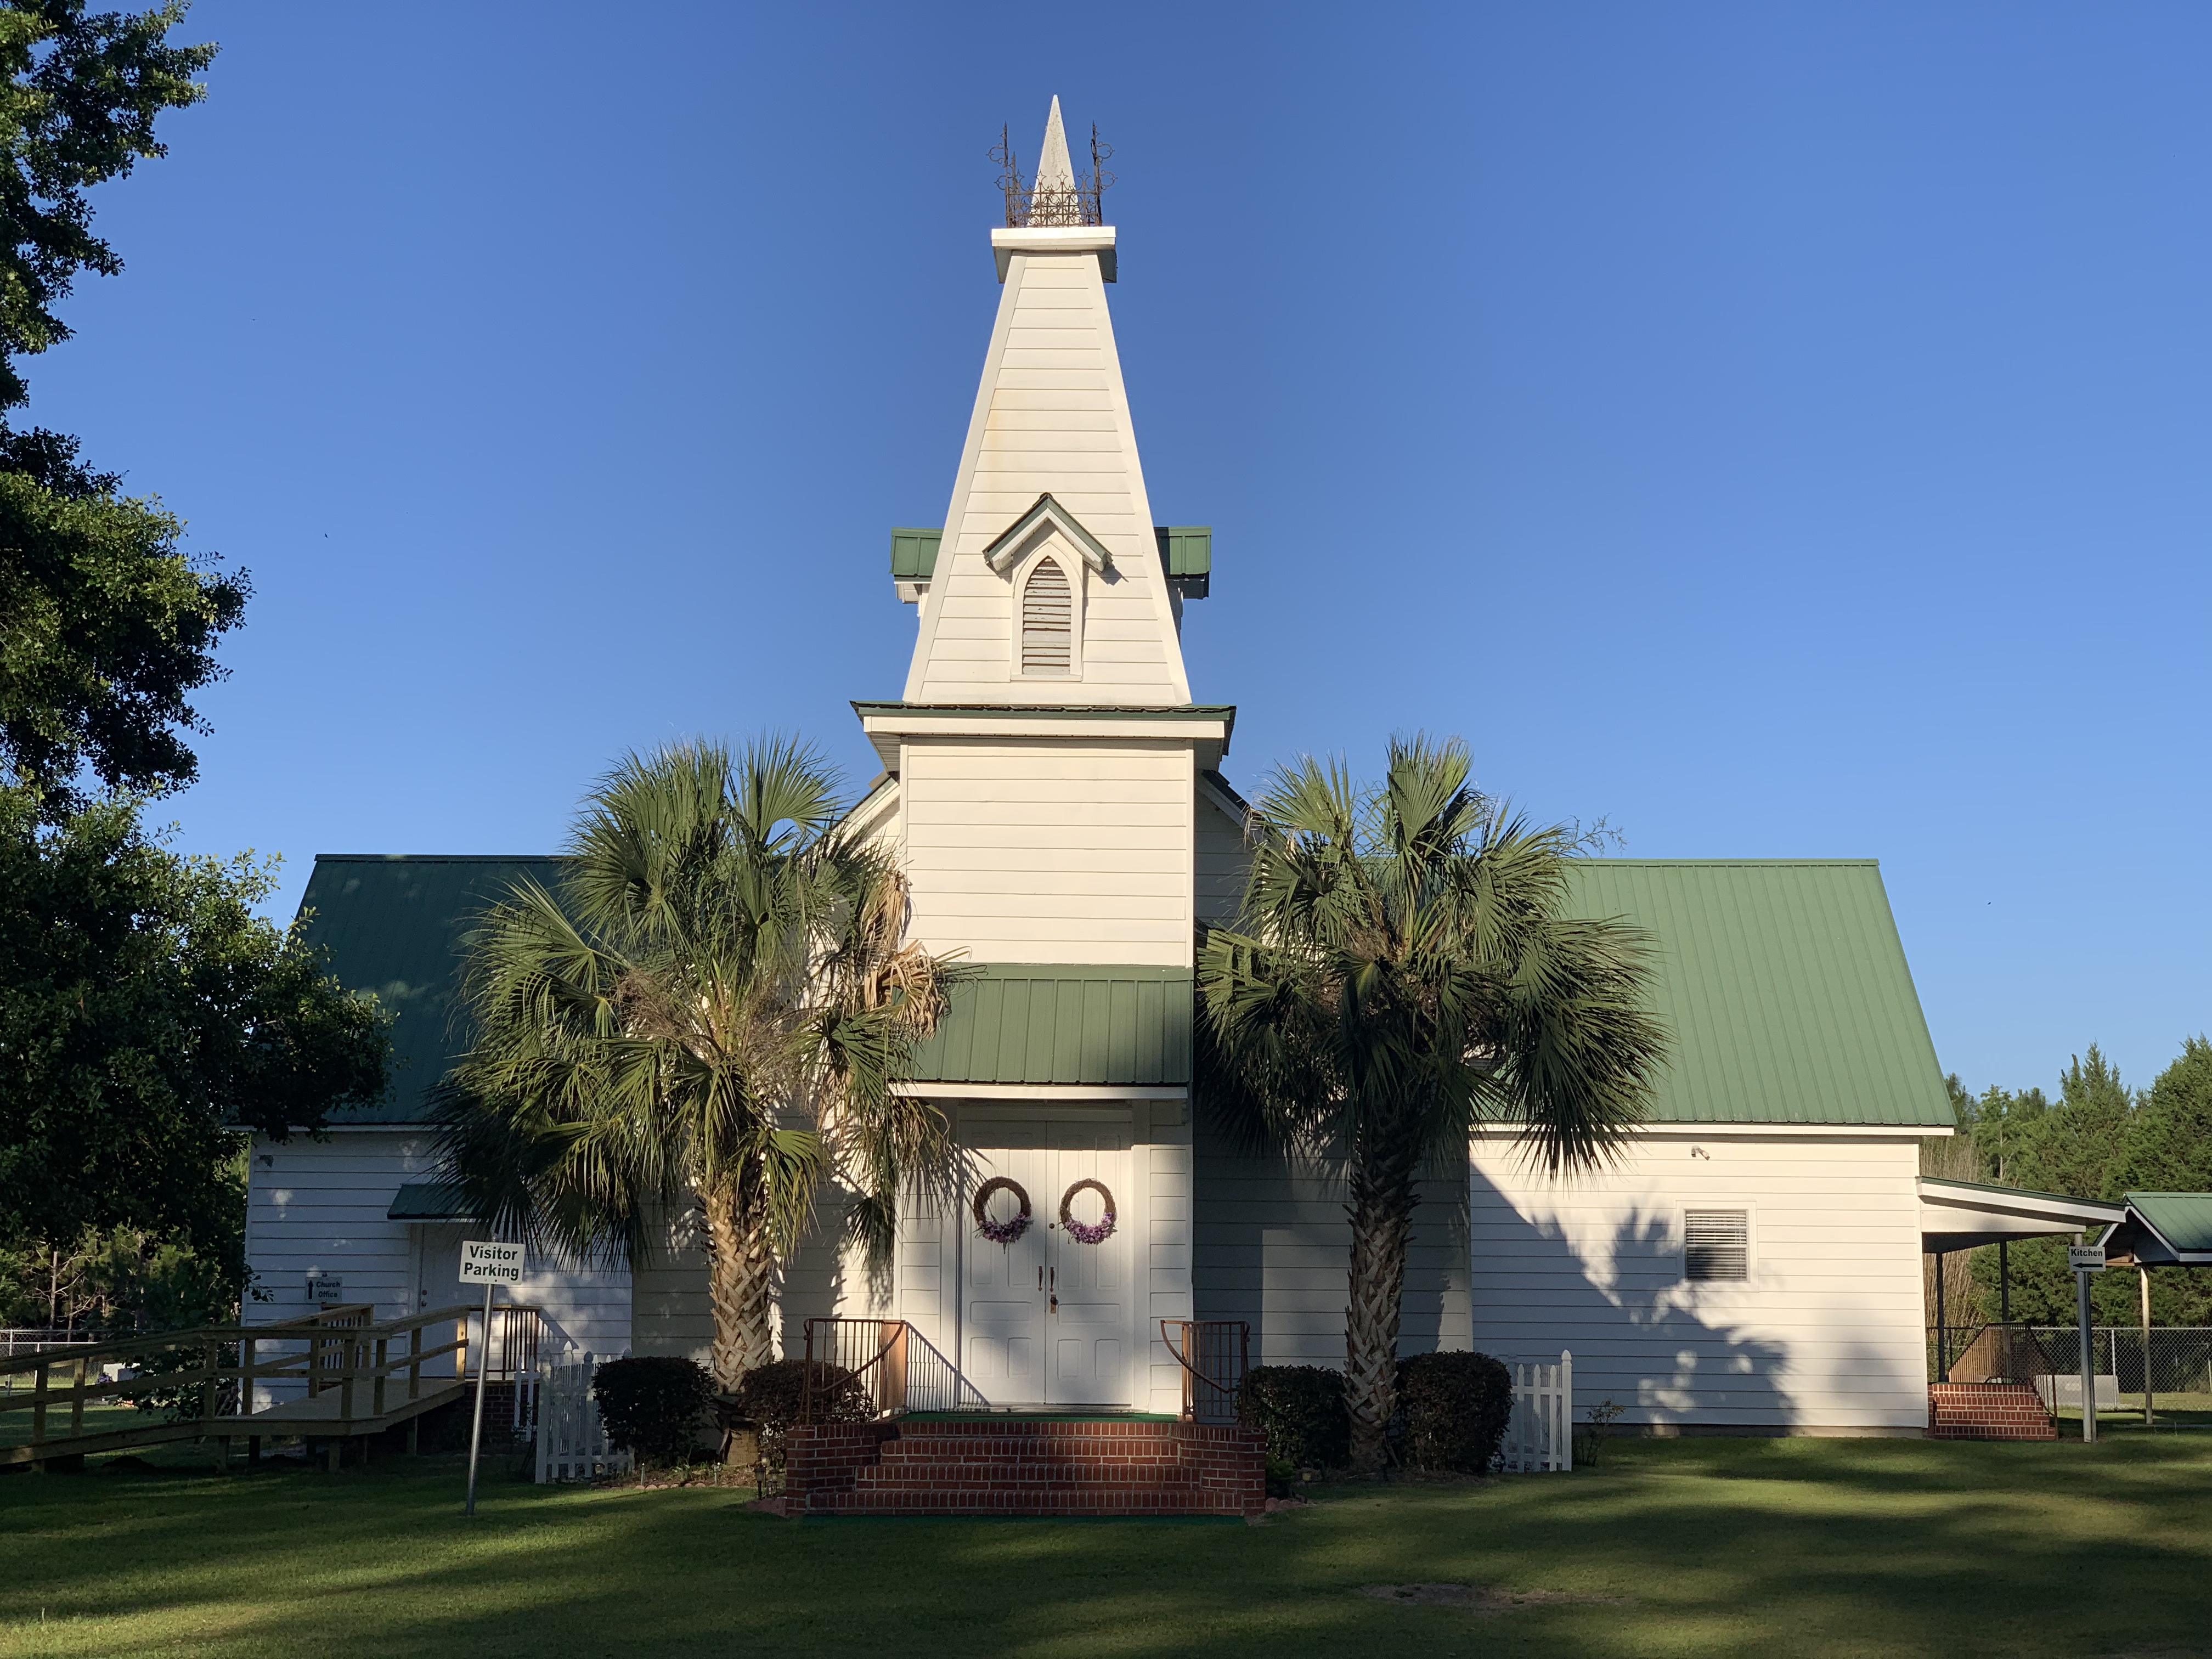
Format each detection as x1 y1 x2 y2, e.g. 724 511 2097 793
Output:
1058 1178 1117 1245
972 1177 1032 1245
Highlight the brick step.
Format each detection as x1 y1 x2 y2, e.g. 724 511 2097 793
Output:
854 1472 1206 1493
783 1418 1267 1519
866 1451 1203 1470
1925 1382 2059 1441
831 1489 1231 1516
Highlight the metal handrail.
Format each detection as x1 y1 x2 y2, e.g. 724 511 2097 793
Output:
797 1317 990 1422
1160 1319 1249 1425
799 1318 906 1423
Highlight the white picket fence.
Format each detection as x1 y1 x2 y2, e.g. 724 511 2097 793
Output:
1498 1350 1573 1473
533 1351 631 1483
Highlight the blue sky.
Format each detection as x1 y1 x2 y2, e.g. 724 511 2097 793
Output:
29 3 2209 1098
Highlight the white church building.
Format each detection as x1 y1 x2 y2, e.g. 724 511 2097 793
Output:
244 101 2055 1438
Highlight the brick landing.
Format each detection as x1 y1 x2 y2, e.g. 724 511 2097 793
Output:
784 1418 1266 1517
1927 1382 2059 1441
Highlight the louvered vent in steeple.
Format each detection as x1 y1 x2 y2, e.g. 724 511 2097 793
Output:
1021 557 1073 675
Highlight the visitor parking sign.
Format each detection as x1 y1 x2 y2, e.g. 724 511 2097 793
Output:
459 1239 524 1284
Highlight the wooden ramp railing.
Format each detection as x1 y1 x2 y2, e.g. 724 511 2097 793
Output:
0 1302 540 1471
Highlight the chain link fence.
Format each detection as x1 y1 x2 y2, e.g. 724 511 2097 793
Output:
1932 1324 2212 1414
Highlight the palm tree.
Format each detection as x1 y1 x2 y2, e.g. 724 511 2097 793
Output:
433 739 958 1389
1196 736 1667 1470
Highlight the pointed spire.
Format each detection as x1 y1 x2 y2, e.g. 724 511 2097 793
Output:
1035 96 1075 195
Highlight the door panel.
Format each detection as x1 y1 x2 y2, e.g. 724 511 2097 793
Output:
1045 1124 1131 1406
411 1224 467 1379
962 1147 1048 1402
958 1124 1135 1408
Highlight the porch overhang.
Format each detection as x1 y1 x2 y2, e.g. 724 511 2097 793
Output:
905 965 1192 1087
387 1181 480 1222
1917 1177 2124 1253
2099 1193 2212 1267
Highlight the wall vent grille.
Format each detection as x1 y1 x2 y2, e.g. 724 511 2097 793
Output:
1021 557 1073 674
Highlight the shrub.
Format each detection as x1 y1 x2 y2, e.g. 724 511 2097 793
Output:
591 1356 715 1468
1392 1350 1513 1472
729 1358 872 1471
1575 1397 1626 1468
1236 1364 1350 1469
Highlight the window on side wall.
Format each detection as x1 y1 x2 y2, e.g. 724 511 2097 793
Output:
1683 1209 1750 1282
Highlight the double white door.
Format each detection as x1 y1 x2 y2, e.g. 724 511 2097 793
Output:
962 1127 1131 1406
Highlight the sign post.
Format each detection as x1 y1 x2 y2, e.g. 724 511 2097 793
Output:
458 1239 524 1515
2069 1243 2106 1444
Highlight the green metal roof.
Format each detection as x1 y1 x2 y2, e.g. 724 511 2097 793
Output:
294 855 560 1125
1562 860 1954 1127
906 966 1192 1086
889 527 942 580
2121 1193 2212 1258
296 853 1948 1124
387 1181 477 1221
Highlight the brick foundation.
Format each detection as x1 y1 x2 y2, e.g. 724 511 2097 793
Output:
783 1417 1266 1517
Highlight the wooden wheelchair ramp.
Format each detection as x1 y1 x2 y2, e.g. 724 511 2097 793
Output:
1 1302 533 1470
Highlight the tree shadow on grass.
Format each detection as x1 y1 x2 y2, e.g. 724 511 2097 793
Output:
7 1438 2212 1659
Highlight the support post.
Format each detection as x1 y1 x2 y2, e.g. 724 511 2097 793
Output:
2140 1266 2154 1427
1934 1251 1948 1381
31 1356 47 1471
2076 1267 2096 1444
201 1336 220 1441
465 1280 495 1517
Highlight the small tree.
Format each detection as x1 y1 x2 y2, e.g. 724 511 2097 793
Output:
1199 737 1665 1471
436 740 960 1389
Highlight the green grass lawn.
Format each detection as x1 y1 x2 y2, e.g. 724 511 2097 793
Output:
3 1433 2210 1659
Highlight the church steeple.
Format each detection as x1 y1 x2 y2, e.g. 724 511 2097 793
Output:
1034 95 1076 199
901 100 1190 707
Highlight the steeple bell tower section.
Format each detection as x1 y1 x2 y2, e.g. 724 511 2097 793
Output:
903 98 1190 707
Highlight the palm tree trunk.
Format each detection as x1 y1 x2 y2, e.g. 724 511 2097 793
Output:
1344 1135 1421 1472
701 1184 775 1390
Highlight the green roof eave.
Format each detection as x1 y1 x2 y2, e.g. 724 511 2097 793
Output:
388 1181 479 1221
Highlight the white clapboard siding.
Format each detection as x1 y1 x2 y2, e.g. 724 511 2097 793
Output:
1469 1133 1928 1432
1144 1102 1195 1414
900 739 1194 965
630 1202 712 1364
244 1130 631 1405
906 250 1190 706
1193 1135 1472 1367
245 1131 443 1330
1194 786 1248 926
